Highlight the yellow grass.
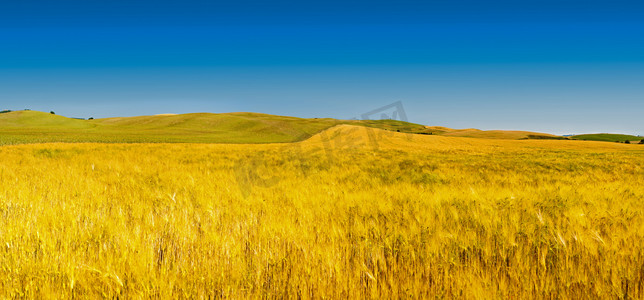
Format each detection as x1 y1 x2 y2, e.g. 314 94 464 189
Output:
441 129 556 139
0 125 642 298
425 125 558 139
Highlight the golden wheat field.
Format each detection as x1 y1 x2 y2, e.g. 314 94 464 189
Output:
1 125 643 298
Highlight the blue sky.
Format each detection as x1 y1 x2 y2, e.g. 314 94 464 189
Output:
1 0 643 135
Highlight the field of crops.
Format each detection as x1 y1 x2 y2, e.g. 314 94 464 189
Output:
1 125 643 298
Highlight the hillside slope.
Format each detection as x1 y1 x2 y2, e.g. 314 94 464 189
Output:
0 110 573 145
349 120 563 140
0 110 96 129
0 111 341 144
304 124 639 152
571 133 642 143
424 125 562 140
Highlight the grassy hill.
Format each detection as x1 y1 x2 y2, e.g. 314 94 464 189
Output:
441 129 562 140
91 112 342 143
0 110 570 145
571 133 642 143
349 120 563 140
350 119 434 134
0 110 96 129
0 111 341 145
422 125 562 140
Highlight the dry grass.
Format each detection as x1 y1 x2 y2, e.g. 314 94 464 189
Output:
0 125 642 298
423 125 558 139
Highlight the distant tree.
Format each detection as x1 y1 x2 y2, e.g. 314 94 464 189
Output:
89 117 94 120
0 110 11 114
50 111 55 115
625 140 630 144
640 140 644 144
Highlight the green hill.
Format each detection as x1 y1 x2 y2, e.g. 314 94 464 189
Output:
350 119 436 134
0 110 96 129
0 111 341 145
0 110 572 145
571 133 642 143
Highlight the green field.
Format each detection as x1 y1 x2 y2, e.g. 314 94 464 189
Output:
572 133 643 143
0 111 344 145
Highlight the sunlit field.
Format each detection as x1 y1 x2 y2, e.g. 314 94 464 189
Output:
1 125 642 298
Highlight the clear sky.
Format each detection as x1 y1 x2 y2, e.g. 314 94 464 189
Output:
1 0 643 135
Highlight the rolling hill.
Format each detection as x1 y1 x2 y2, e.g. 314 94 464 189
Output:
418 125 563 140
0 111 341 144
346 120 564 140
0 110 609 145
571 133 642 143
